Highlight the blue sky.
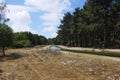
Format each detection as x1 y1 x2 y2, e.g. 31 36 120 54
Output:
5 0 87 38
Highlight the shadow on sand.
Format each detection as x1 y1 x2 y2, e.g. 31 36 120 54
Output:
0 53 23 62
0 69 3 75
0 69 5 80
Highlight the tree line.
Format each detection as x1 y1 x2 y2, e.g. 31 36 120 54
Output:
13 31 47 48
0 23 47 56
52 0 120 48
0 1 48 56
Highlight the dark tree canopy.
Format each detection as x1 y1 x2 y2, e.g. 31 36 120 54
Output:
52 0 120 48
0 1 14 56
0 24 14 55
13 32 48 48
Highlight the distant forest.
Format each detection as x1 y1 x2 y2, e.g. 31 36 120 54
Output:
0 23 47 56
0 24 48 48
50 0 120 48
13 31 47 48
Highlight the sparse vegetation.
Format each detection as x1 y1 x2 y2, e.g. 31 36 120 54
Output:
0 46 120 80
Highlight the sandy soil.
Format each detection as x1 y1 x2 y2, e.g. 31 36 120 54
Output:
0 46 120 80
59 45 120 53
59 45 120 61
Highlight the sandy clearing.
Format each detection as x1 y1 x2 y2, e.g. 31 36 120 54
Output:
0 46 120 80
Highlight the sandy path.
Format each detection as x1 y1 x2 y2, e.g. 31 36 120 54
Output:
58 45 120 61
59 45 120 52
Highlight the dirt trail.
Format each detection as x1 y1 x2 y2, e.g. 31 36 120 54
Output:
59 45 120 53
59 45 120 61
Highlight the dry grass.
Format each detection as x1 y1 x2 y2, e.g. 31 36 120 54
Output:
0 46 120 80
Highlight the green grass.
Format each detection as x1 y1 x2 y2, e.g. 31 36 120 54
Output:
61 48 120 58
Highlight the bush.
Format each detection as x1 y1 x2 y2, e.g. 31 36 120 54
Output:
14 40 31 48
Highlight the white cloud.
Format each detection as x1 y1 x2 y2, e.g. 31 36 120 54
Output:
25 0 71 13
7 5 37 33
10 11 31 25
5 0 72 38
40 13 62 27
43 26 55 32
7 5 36 12
25 0 71 38
52 32 58 38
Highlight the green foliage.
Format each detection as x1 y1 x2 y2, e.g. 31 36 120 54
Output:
0 24 13 46
48 36 61 45
0 24 14 55
13 32 47 48
55 0 120 48
0 28 47 49
0 0 48 53
14 40 31 48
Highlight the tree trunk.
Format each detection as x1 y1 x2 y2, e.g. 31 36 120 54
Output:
2 46 5 56
103 28 109 49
